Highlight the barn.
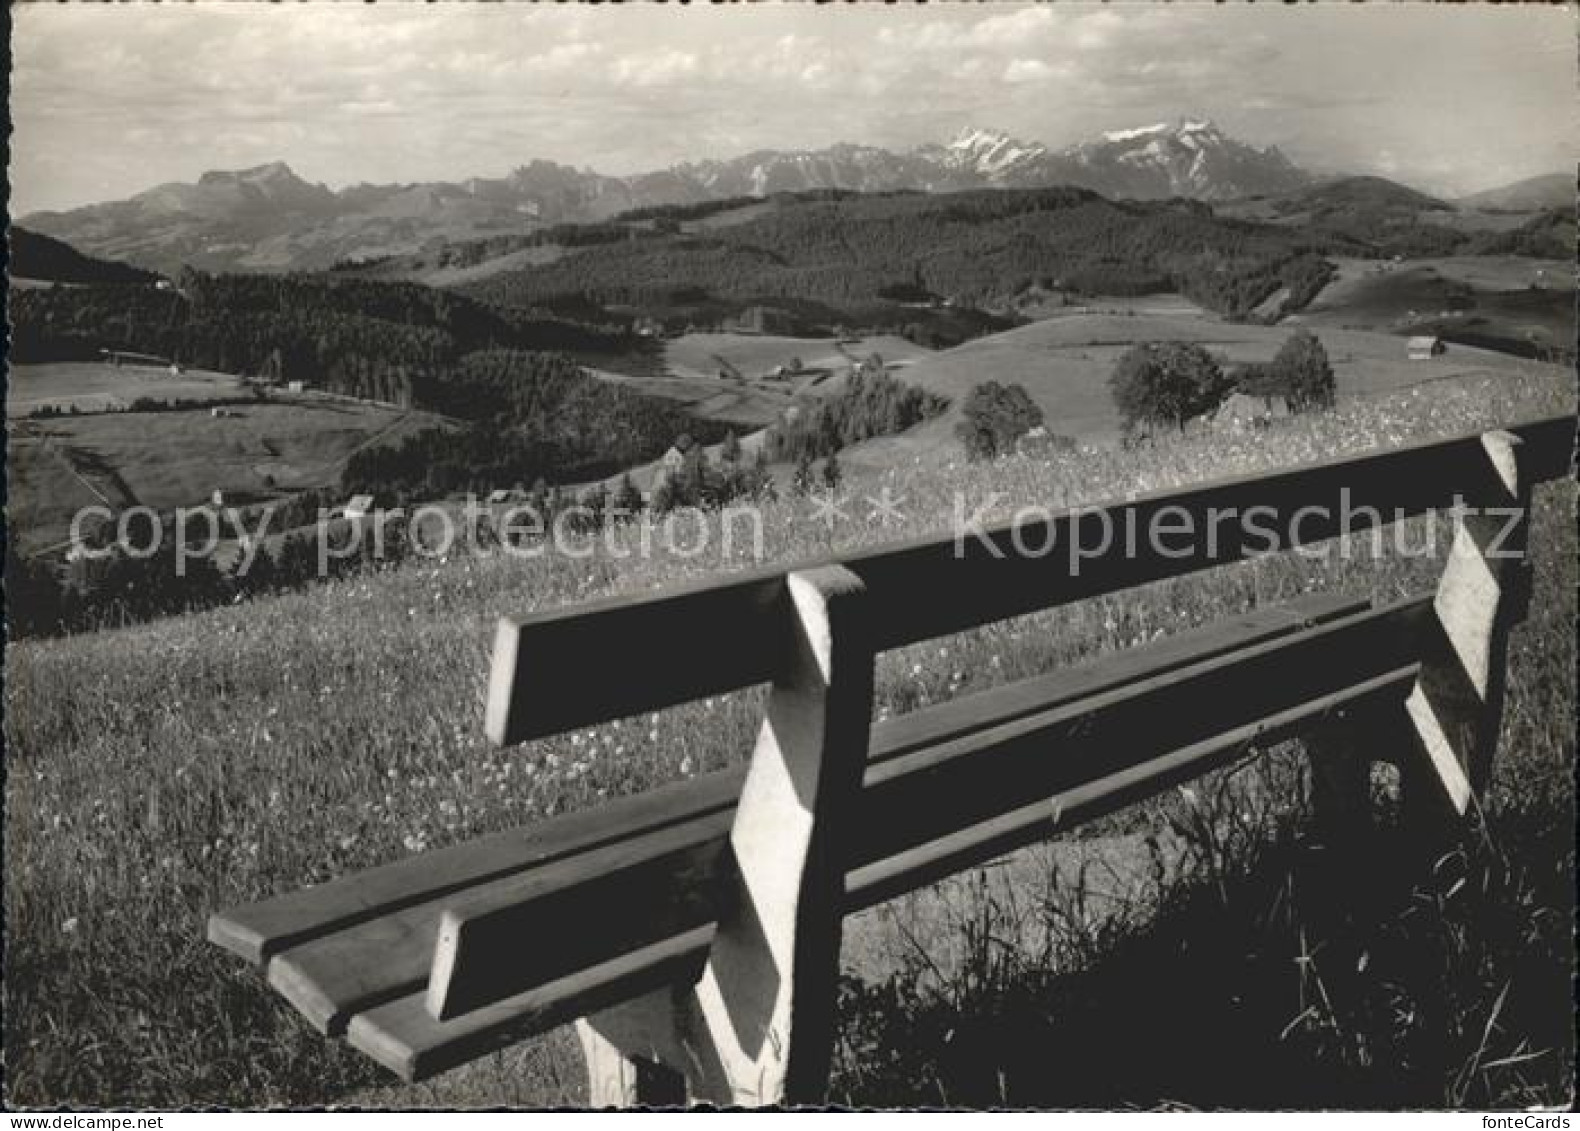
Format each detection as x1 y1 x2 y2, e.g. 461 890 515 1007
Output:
1407 335 1446 361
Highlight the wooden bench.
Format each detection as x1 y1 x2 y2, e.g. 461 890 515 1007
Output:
209 419 1569 1105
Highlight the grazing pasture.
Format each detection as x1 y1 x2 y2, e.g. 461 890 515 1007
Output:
1294 256 1574 359
663 332 929 385
3 365 1571 1108
6 400 446 555
5 362 247 417
578 334 932 432
835 311 1555 474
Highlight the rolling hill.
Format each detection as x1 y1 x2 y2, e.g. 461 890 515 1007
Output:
1458 172 1573 212
827 310 1556 473
453 186 1344 334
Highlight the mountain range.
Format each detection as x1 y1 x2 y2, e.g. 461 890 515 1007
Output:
20 120 1316 275
18 119 1568 278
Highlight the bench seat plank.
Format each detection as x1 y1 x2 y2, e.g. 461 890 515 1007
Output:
349 647 1423 1083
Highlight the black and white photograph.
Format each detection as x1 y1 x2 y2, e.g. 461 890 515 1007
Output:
3 0 1577 1114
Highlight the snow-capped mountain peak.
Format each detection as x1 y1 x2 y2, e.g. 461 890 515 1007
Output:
936 126 1049 178
1096 118 1223 146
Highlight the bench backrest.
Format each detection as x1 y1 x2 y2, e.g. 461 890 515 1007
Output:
486 415 1570 745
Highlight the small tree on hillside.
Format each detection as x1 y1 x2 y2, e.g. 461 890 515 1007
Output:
1109 342 1232 435
611 473 644 518
1272 329 1336 414
792 449 817 496
821 453 843 492
956 380 1045 460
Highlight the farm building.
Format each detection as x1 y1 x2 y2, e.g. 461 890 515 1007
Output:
341 494 375 521
486 489 517 505
1211 393 1291 432
658 435 696 473
286 380 306 393
100 348 171 368
1407 335 1446 361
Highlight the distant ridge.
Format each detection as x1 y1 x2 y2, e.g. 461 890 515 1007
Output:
19 119 1312 275
1457 172 1574 212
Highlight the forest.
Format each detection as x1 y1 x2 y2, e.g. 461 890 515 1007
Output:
341 350 722 500
458 187 1351 328
8 270 642 405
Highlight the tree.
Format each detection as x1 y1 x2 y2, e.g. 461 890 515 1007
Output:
955 380 1045 460
792 450 817 496
1272 329 1336 414
611 473 644 518
1108 342 1232 435
821 452 843 491
650 475 678 514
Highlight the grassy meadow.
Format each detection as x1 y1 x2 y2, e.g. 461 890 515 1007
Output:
837 312 1555 477
3 364 1574 1107
5 362 248 418
5 394 444 554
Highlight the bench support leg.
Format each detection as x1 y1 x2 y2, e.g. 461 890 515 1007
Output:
1306 716 1372 852
577 1005 688 1107
575 565 875 1107
1399 430 1531 845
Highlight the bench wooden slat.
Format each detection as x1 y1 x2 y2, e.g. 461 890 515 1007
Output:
346 656 1422 1084
349 927 716 1083
486 575 790 746
219 593 1364 1034
844 664 1419 911
420 598 1419 1043
854 597 1433 867
209 767 741 966
427 815 735 1022
481 416 1569 742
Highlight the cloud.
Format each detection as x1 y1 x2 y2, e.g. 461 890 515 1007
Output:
8 3 1575 213
1003 59 1056 85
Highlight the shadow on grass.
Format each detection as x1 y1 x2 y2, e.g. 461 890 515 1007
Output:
830 808 1574 1110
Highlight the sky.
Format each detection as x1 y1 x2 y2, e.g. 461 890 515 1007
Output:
9 2 1576 215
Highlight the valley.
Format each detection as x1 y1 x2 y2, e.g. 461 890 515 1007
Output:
7 158 1572 576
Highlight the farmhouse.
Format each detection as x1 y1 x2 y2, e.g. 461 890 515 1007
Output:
1212 392 1290 432
486 489 516 505
286 380 306 393
1407 335 1446 361
341 494 375 521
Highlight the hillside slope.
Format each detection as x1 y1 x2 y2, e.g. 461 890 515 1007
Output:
1458 172 1573 212
8 227 159 286
831 310 1559 473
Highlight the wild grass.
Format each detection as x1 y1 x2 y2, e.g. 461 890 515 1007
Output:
3 366 1572 1107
